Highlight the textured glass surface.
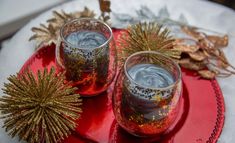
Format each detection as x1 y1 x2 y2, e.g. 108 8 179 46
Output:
56 18 117 96
113 51 182 137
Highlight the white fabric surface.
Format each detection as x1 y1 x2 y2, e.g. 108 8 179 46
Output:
0 0 235 142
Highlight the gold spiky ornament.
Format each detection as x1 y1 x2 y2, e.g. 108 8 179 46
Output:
118 22 181 64
0 68 82 143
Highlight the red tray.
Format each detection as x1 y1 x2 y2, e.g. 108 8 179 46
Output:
20 29 225 143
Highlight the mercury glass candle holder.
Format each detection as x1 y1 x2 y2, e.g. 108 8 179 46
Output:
56 18 117 96
112 51 182 137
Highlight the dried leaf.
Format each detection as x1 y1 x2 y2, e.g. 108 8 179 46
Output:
198 70 216 79
188 51 207 61
31 26 49 34
75 7 96 18
202 50 211 58
218 50 228 62
99 0 111 12
98 0 111 23
47 10 72 24
180 25 234 79
207 35 228 48
216 50 229 68
179 58 207 70
198 38 214 49
29 7 96 48
203 48 221 60
173 44 199 53
217 60 229 69
181 26 205 40
29 24 57 47
47 8 95 29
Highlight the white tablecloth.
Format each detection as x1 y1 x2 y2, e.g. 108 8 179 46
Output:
0 0 235 142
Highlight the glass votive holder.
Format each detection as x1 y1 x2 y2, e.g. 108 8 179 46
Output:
112 51 182 137
56 18 117 96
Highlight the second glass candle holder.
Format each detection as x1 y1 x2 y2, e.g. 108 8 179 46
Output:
113 51 182 137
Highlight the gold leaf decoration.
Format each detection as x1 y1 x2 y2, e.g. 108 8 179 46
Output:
117 22 234 79
47 7 96 29
47 10 74 28
175 25 235 79
99 0 111 12
0 68 82 143
181 26 205 40
118 22 181 64
173 44 199 53
188 51 207 61
29 7 96 48
29 24 57 46
178 58 207 71
98 0 111 23
198 70 216 79
207 35 228 48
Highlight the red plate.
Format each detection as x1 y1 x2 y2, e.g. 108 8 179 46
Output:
20 29 225 143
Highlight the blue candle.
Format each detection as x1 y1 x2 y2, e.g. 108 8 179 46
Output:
128 63 174 89
63 30 109 81
65 31 107 49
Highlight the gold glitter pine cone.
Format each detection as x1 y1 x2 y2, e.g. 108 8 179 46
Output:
0 68 82 143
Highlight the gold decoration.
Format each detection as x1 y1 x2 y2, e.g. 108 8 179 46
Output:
98 0 111 23
188 51 207 61
178 58 207 71
117 22 181 65
117 22 235 79
29 0 112 49
173 44 199 53
99 0 111 13
0 68 82 143
47 8 96 29
198 70 216 79
29 7 96 48
29 24 57 46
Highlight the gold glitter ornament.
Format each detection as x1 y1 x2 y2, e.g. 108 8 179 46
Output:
117 22 181 65
0 68 82 143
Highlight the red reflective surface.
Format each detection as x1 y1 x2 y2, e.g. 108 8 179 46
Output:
20 29 225 143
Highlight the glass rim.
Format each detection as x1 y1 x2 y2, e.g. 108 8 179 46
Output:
60 17 113 50
124 51 182 90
